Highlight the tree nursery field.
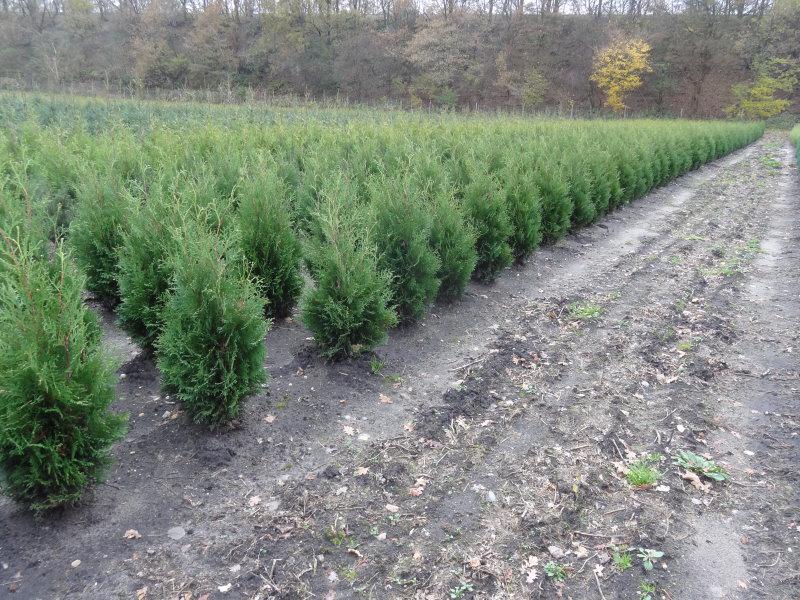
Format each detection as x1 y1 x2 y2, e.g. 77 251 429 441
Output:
0 94 798 600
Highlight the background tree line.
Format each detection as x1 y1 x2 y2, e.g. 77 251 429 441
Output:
1 0 798 117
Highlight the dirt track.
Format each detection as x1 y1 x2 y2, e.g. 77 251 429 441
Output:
1 133 798 600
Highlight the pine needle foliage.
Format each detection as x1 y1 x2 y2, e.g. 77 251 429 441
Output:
301 197 397 360
0 237 126 512
156 224 268 428
236 168 303 319
369 176 440 324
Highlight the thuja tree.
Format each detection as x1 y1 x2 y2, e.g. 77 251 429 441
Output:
156 224 268 428
0 236 126 512
429 189 477 302
237 168 304 319
301 197 397 360
369 176 440 324
461 169 513 283
69 173 134 306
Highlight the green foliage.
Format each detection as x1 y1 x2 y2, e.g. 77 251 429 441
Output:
116 187 182 350
791 125 800 169
462 170 513 283
369 177 440 324
626 456 661 487
502 161 543 262
726 57 799 119
535 168 572 242
301 198 397 360
156 225 268 428
69 173 133 306
544 561 567 581
0 239 126 512
236 168 303 319
613 550 633 571
673 450 729 482
521 67 548 110
429 190 477 302
636 548 664 571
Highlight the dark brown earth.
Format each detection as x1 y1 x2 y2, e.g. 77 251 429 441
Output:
1 133 798 600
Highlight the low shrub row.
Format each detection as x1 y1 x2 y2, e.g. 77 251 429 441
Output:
0 97 765 512
791 125 799 168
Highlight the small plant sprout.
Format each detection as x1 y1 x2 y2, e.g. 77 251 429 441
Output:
449 582 474 598
612 549 633 571
674 450 729 482
638 580 657 600
568 301 603 321
677 340 693 352
626 454 662 487
544 561 567 582
636 548 664 571
370 356 386 375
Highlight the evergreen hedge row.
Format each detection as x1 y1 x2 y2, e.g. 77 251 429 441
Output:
1 99 764 368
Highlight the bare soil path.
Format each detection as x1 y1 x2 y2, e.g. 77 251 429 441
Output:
1 133 797 600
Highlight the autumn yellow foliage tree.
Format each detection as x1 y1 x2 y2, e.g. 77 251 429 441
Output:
591 38 653 113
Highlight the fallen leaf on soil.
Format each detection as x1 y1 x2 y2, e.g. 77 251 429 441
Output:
467 556 482 569
248 496 262 507
343 425 355 436
124 529 142 540
413 550 423 561
347 548 364 558
325 592 336 600
136 587 148 600
682 470 711 492
354 466 370 476
403 422 414 432
379 393 393 404
738 580 748 589
548 545 565 559
593 564 604 576
385 504 399 513
574 545 589 559
526 569 538 583
218 583 232 593
70 559 81 568
264 414 276 423
327 570 339 583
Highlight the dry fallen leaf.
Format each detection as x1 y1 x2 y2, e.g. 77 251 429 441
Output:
355 466 370 476
343 425 355 436
124 529 142 540
467 556 482 569
379 393 393 404
682 470 711 492
136 587 148 600
403 422 414 432
385 504 400 513
248 496 262 507
264 414 276 423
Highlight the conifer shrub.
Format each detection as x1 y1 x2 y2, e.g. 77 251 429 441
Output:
502 162 543 262
0 238 126 512
156 225 268 428
567 160 596 228
462 170 513 283
237 169 303 319
429 190 477 302
116 187 182 350
587 154 613 217
535 168 572 242
369 177 440 324
301 198 397 360
69 173 133 306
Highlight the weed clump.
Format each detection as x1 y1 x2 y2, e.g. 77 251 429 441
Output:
156 225 268 428
0 238 126 512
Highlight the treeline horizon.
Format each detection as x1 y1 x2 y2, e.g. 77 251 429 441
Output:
1 0 798 117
